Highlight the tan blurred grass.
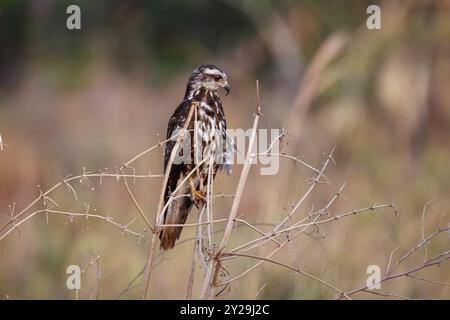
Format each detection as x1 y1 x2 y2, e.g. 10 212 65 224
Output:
1 0 450 299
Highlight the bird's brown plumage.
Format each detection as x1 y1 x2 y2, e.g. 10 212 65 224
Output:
159 64 231 250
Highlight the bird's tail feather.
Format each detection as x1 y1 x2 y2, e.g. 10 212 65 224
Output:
160 180 193 250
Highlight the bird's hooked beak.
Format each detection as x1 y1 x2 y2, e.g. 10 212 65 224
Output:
223 82 231 96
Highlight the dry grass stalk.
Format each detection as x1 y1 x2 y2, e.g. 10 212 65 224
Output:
2 76 449 300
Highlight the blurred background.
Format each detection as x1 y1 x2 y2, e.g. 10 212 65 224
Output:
1 0 450 299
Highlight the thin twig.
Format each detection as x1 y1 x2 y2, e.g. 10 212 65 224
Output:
141 100 197 299
121 166 154 232
221 252 349 299
199 80 262 299
345 251 450 298
0 209 144 241
0 172 162 240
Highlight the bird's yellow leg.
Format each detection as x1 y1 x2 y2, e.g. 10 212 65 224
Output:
189 176 205 204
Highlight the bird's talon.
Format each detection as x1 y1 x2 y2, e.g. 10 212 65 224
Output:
191 189 206 207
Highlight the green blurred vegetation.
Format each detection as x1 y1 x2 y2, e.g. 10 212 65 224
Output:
0 0 379 87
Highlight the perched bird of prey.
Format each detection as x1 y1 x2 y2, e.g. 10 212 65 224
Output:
160 64 232 250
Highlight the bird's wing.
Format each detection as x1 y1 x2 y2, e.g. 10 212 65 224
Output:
163 98 193 200
160 99 194 250
164 98 193 171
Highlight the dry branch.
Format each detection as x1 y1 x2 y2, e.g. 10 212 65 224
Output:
199 80 262 299
141 100 197 299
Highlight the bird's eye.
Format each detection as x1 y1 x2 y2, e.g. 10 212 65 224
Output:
213 75 221 81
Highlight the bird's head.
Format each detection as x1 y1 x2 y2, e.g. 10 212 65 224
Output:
185 64 230 98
